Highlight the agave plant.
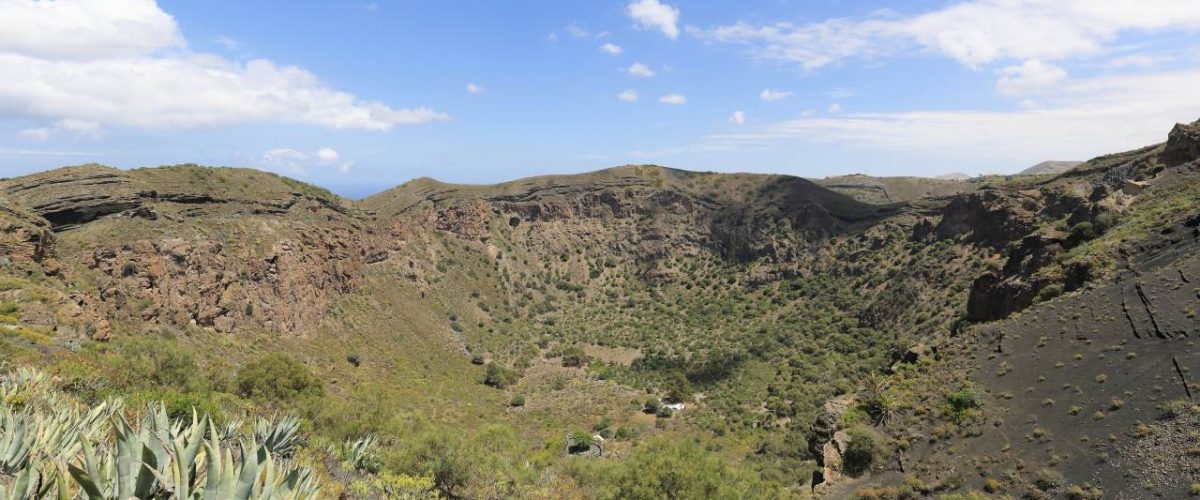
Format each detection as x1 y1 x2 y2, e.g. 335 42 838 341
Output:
0 368 323 500
253 416 300 459
339 435 381 474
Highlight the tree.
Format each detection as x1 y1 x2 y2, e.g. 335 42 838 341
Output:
607 439 771 499
235 354 323 402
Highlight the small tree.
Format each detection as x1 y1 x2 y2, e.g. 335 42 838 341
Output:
842 426 882 476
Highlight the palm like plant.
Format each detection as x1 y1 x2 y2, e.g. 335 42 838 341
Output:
859 373 896 425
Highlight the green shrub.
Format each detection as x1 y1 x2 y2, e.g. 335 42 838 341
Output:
946 384 981 421
126 389 227 424
842 426 882 476
235 354 323 402
482 362 519 389
1033 469 1063 491
509 394 525 407
1158 399 1197 419
110 336 208 392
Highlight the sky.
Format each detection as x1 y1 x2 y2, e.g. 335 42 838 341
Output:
1 0 1199 198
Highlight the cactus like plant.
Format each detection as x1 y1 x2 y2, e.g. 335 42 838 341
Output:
253 416 301 459
0 368 321 500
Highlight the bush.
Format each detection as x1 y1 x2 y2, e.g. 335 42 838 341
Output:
509 394 525 407
235 354 323 402
482 362 519 389
1033 469 1063 491
126 389 227 423
614 426 635 440
1158 399 1196 419
946 384 981 421
559 346 589 368
1037 283 1064 302
842 426 882 476
607 439 773 499
643 397 661 414
110 336 208 392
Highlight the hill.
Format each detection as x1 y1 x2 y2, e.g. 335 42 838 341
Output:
0 122 1197 498
814 173 977 204
1018 160 1084 176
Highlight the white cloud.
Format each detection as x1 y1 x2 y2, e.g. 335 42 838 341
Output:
996 59 1067 95
600 43 624 55
263 147 354 176
466 83 486 94
691 68 1200 168
729 110 746 125
0 0 447 132
625 62 656 77
658 94 687 105
0 0 183 60
1104 53 1170 69
316 147 339 164
17 127 50 142
627 0 680 39
760 89 793 101
565 22 590 39
827 88 854 99
698 1 1200 70
214 35 242 50
365 2 378 12
262 148 311 175
17 118 101 142
828 103 842 113
617 89 639 102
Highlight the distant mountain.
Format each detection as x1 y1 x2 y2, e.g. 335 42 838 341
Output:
934 172 971 180
815 173 976 204
1017 160 1082 176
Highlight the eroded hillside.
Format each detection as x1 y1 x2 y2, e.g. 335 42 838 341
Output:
0 122 1197 498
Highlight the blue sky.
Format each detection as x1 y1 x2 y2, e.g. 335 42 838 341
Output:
1 0 1199 197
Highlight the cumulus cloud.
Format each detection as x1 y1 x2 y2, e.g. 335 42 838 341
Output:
0 0 447 133
565 22 591 39
625 62 656 77
627 0 680 39
760 89 793 101
729 110 746 125
617 90 639 102
0 0 183 59
689 68 1200 168
263 147 354 176
600 43 624 55
658 94 687 105
214 35 242 50
18 119 101 142
697 0 1200 69
996 59 1067 95
466 83 486 94
316 147 339 164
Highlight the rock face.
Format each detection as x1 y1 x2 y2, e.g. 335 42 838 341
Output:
1162 121 1200 167
2 165 143 230
0 202 55 267
809 395 857 492
934 191 1036 248
369 166 895 264
0 165 373 338
82 229 368 335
